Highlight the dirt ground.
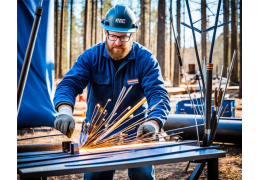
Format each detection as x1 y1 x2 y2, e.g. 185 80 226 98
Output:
17 91 242 180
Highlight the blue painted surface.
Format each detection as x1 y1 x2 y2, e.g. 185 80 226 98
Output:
176 99 235 117
17 0 56 128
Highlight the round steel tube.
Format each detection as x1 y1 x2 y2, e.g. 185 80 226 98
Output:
164 114 242 144
17 6 43 114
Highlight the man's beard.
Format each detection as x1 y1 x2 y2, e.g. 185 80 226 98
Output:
106 39 132 60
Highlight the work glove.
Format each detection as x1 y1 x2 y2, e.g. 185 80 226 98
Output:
54 106 75 138
137 121 159 138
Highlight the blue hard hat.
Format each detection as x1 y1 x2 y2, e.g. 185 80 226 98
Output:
101 5 139 33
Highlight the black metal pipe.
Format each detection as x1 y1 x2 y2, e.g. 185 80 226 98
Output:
180 22 202 34
202 21 231 34
17 4 43 114
163 114 242 144
208 0 222 64
202 63 213 147
185 0 205 90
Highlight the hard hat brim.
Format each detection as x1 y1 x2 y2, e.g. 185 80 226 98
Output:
101 24 138 33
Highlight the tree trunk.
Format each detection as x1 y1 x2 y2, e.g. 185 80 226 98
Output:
169 0 173 83
239 0 242 98
173 0 180 87
55 0 58 79
223 0 229 77
101 0 103 41
70 0 73 69
95 0 98 44
157 0 166 79
140 0 147 46
149 0 151 49
201 0 207 61
84 0 89 50
59 0 65 78
91 0 94 46
231 0 238 83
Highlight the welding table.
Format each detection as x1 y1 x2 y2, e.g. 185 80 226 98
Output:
17 140 225 180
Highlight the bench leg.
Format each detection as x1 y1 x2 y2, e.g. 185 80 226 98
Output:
207 158 218 180
187 163 206 180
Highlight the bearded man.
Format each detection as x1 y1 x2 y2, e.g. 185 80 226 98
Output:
53 4 170 180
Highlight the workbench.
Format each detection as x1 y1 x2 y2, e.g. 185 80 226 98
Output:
17 140 225 180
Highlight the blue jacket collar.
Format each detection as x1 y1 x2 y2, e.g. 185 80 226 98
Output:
103 41 136 61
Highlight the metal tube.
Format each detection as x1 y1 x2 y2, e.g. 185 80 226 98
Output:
185 0 205 90
217 65 224 96
192 97 200 146
208 0 222 64
17 5 43 114
217 50 236 121
164 114 242 144
202 63 213 147
202 21 231 34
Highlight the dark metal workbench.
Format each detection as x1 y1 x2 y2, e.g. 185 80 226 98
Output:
17 141 226 180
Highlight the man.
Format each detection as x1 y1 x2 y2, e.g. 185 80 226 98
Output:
53 4 170 180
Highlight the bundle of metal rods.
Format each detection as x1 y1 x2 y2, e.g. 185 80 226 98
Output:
80 86 164 149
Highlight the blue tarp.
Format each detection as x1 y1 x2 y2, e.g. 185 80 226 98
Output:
17 0 56 128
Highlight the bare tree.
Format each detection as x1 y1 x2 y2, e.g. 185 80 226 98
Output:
173 0 180 87
84 0 90 50
231 0 238 83
157 0 166 79
59 0 65 78
140 0 147 46
55 0 58 78
91 0 94 46
239 0 242 98
149 0 151 49
169 7 172 83
201 0 207 60
223 0 229 77
101 0 103 41
95 0 98 44
70 0 73 69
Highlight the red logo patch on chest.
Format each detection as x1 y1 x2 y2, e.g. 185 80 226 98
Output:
127 79 139 85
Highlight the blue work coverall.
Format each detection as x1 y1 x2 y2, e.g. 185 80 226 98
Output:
54 41 171 180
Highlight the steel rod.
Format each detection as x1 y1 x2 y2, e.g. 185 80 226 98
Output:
185 0 205 90
217 65 224 96
217 50 236 121
17 4 43 114
208 0 222 64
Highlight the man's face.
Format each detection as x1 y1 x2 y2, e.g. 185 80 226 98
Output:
104 30 134 60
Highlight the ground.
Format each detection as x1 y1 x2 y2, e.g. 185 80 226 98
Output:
17 91 242 180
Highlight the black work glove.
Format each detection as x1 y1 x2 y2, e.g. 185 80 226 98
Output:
54 114 75 138
137 121 159 138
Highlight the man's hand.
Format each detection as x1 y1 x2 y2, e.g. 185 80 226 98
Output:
137 120 159 138
54 105 75 138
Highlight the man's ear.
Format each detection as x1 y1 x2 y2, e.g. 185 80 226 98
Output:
104 30 108 36
131 33 135 38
